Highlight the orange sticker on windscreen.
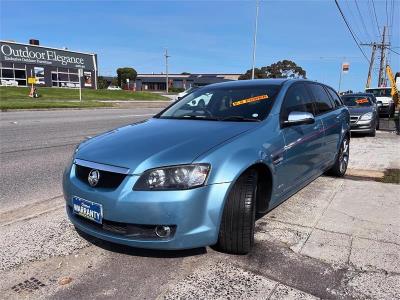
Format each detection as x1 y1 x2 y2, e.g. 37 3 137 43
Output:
355 98 369 104
232 94 269 107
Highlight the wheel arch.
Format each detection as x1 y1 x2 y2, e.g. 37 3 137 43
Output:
228 162 274 214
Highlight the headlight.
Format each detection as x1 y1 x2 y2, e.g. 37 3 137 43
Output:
134 164 210 190
360 112 373 121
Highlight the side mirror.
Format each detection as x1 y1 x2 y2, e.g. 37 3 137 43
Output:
283 111 315 127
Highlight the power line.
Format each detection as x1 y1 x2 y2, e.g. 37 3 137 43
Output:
354 0 372 42
343 0 363 43
367 0 380 38
388 48 400 56
371 0 381 36
334 0 370 63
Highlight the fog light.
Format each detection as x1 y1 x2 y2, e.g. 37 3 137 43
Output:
155 225 171 238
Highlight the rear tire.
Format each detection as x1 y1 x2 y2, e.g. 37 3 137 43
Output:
329 136 349 177
216 170 257 254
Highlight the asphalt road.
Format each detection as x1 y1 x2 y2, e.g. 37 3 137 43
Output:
0 108 161 213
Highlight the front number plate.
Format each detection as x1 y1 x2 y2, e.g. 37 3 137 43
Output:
72 196 103 224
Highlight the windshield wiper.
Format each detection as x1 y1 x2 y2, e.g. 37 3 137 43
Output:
179 115 220 121
219 116 261 122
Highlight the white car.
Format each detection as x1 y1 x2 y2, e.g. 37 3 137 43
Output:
177 86 199 100
107 86 122 90
365 87 395 116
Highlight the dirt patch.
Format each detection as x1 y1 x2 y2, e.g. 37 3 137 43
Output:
379 168 400 184
345 168 400 184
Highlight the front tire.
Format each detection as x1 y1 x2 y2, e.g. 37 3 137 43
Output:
329 136 349 177
216 170 257 254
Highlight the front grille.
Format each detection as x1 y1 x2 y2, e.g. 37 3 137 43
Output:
350 116 360 124
75 164 126 189
69 206 176 240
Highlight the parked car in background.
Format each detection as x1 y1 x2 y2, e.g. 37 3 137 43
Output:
63 79 350 254
365 87 394 117
176 86 199 100
107 85 122 90
342 93 379 136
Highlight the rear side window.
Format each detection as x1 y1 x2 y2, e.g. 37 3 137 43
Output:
326 87 343 107
308 84 334 114
281 84 315 121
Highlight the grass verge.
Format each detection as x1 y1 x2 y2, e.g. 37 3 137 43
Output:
0 86 168 101
0 86 168 110
0 100 113 110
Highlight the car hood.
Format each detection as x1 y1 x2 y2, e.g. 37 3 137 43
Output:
347 106 373 116
76 118 257 174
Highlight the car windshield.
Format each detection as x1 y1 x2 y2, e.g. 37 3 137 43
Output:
365 88 391 97
342 96 373 107
158 84 281 121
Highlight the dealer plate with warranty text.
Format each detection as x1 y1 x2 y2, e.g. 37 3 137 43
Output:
72 196 103 224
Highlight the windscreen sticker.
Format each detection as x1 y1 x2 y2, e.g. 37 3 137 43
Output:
231 94 269 107
355 98 369 104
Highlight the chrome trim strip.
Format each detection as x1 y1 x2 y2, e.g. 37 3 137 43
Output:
74 158 130 175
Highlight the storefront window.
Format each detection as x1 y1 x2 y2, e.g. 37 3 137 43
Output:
50 68 80 88
0 64 27 86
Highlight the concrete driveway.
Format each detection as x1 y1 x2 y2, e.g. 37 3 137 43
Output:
0 110 399 299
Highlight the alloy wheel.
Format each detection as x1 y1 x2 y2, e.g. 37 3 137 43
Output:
339 138 349 174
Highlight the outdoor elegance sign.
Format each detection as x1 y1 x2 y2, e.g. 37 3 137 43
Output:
0 42 95 70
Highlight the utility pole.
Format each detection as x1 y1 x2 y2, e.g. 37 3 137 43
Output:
366 43 377 89
164 49 170 93
378 26 387 87
251 0 260 80
361 26 390 88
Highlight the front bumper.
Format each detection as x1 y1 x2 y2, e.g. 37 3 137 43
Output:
350 118 374 133
378 104 394 115
63 164 231 250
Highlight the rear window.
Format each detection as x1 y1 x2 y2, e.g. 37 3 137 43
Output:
342 96 373 107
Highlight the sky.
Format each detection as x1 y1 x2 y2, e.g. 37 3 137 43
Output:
1 0 399 92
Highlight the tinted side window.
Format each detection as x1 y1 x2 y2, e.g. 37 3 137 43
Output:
309 84 334 114
326 87 343 107
281 84 315 121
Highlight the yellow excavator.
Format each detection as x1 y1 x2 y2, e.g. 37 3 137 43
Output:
386 65 400 134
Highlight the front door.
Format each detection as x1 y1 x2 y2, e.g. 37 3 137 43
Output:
276 83 325 196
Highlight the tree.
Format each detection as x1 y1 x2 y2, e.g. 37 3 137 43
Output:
181 72 191 75
117 67 137 87
97 76 109 89
239 60 306 80
111 77 119 87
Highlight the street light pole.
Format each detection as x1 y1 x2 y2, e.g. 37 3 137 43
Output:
165 49 170 93
251 0 260 80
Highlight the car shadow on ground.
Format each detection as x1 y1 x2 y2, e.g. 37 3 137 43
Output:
76 228 207 258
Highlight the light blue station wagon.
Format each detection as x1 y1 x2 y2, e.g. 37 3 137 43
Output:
63 79 350 254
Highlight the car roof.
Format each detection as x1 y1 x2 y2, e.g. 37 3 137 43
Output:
204 78 289 88
366 87 391 90
204 78 330 89
342 93 374 97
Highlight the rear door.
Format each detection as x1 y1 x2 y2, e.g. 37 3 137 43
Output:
307 83 342 166
277 83 325 195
